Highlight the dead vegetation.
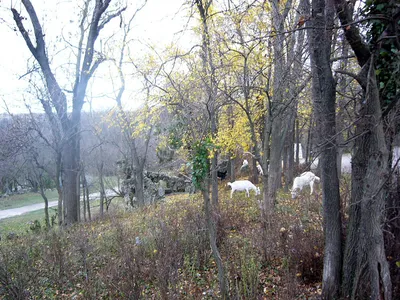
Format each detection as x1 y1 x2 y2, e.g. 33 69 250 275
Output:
0 186 327 299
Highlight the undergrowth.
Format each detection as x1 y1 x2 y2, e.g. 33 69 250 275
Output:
0 187 324 299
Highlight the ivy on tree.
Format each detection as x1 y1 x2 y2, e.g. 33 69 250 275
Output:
191 137 215 190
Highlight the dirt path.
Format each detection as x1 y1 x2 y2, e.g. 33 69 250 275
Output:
0 201 58 220
0 188 118 220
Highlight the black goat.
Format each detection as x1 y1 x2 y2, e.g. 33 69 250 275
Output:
217 170 228 181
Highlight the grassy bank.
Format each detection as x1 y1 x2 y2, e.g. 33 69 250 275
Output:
0 177 118 211
0 190 59 210
0 208 58 235
0 196 125 236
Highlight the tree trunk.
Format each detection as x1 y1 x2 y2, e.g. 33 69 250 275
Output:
228 156 235 182
343 60 392 300
63 126 80 225
56 155 63 226
287 119 295 186
251 151 258 184
267 0 293 203
211 111 219 207
309 0 342 297
334 1 393 298
39 183 50 228
201 178 228 298
195 1 226 295
342 116 365 296
134 170 145 207
295 119 300 168
85 178 91 221
262 96 273 216
268 118 285 198
336 30 351 179
82 175 87 222
98 161 105 216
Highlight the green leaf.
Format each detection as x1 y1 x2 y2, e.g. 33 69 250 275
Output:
376 4 385 11
396 261 400 268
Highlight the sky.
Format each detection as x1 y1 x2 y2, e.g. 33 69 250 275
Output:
0 0 195 114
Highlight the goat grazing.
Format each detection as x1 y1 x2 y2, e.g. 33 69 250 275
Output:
290 171 320 199
227 180 260 198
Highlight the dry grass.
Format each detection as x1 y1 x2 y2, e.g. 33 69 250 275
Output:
0 187 325 299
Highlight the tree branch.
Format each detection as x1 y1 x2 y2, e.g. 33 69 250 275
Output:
98 7 127 32
334 0 371 66
335 69 367 88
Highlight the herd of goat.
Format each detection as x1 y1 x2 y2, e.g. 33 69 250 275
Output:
221 160 320 199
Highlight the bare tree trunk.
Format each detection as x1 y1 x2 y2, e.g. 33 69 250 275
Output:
345 65 393 300
267 0 293 203
211 107 219 207
282 142 288 191
295 119 300 168
305 117 313 164
309 0 342 297
55 154 63 226
97 144 105 216
262 96 273 215
251 151 258 184
268 118 286 197
228 156 235 182
135 170 145 207
201 178 228 297
336 28 351 179
82 175 87 222
334 1 393 298
39 183 50 228
99 179 105 216
63 129 80 224
228 107 236 182
287 119 295 186
85 179 91 221
351 60 391 300
211 154 219 207
195 1 227 296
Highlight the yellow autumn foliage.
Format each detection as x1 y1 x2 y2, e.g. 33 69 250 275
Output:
215 105 252 157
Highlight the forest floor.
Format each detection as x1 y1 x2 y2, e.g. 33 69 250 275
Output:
0 185 326 299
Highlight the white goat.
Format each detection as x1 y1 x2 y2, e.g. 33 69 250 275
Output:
227 180 260 198
256 162 264 175
290 171 320 199
242 159 249 167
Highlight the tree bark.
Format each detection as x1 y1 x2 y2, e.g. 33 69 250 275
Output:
267 0 293 203
352 59 391 300
39 181 50 228
309 0 342 297
56 154 63 226
99 161 105 216
334 0 393 298
85 176 91 221
82 173 87 222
